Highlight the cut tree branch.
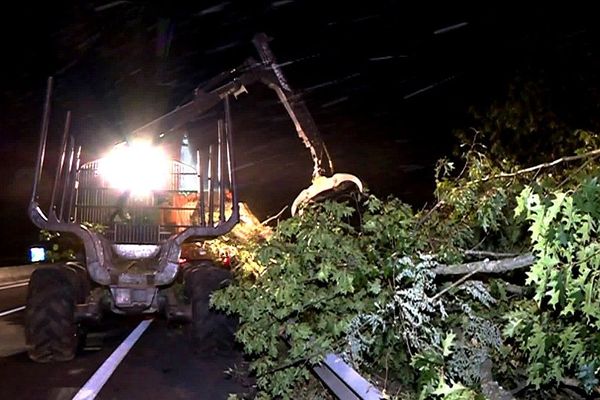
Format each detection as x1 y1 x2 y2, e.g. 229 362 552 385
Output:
434 254 535 275
480 358 516 400
561 377 600 395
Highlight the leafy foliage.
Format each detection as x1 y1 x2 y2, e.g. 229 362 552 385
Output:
214 197 504 399
505 179 600 388
39 222 106 262
214 200 388 398
213 75 600 399
456 77 600 167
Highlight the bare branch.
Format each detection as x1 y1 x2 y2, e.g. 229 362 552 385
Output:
561 377 600 395
434 254 535 275
558 156 596 188
505 284 526 295
431 270 479 301
480 358 516 400
415 200 444 229
463 250 521 258
509 380 529 396
475 148 600 183
261 205 289 225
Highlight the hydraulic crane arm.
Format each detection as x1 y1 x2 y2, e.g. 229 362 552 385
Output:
252 33 334 178
251 33 363 215
131 33 334 179
129 89 221 138
129 33 363 215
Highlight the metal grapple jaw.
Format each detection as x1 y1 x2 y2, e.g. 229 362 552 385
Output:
291 173 364 216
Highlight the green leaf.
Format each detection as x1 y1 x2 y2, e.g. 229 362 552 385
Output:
367 279 382 295
442 331 456 357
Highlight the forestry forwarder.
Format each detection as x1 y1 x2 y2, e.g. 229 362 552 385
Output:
26 33 362 362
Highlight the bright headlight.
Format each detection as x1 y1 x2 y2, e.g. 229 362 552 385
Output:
98 140 170 195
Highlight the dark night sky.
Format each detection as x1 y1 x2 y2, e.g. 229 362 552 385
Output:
0 2 598 265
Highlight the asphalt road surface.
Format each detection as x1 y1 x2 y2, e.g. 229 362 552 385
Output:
0 283 252 400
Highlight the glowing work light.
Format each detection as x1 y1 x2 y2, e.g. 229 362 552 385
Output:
98 140 170 196
29 246 46 262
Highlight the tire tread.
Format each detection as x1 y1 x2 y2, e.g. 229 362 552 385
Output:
25 267 78 363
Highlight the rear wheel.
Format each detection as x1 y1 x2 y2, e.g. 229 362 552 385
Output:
25 266 82 362
184 262 237 354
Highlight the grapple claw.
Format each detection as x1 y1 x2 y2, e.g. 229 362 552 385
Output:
291 173 364 216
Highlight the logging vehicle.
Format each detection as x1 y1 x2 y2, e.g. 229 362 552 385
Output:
26 33 362 362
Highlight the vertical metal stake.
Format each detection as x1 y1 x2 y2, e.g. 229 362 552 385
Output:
31 77 53 204
207 145 214 226
197 149 206 226
50 111 71 218
217 120 225 223
67 145 81 221
224 95 238 209
59 137 75 221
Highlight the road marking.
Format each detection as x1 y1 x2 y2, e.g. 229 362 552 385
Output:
0 306 26 317
72 319 153 400
0 280 29 291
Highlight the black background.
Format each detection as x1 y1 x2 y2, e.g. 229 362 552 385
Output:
0 2 598 264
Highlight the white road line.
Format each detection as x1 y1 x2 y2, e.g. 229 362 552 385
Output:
72 319 153 400
0 305 26 317
0 280 29 291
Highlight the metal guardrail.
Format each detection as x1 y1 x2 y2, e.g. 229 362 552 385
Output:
313 353 383 400
0 279 30 292
0 264 43 286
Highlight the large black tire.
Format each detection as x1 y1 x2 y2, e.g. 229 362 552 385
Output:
184 262 237 354
25 266 81 363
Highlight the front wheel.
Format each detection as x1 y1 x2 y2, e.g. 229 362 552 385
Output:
184 262 237 354
25 266 80 362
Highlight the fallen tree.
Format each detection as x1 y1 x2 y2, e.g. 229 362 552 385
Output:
210 137 599 400
210 68 600 398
